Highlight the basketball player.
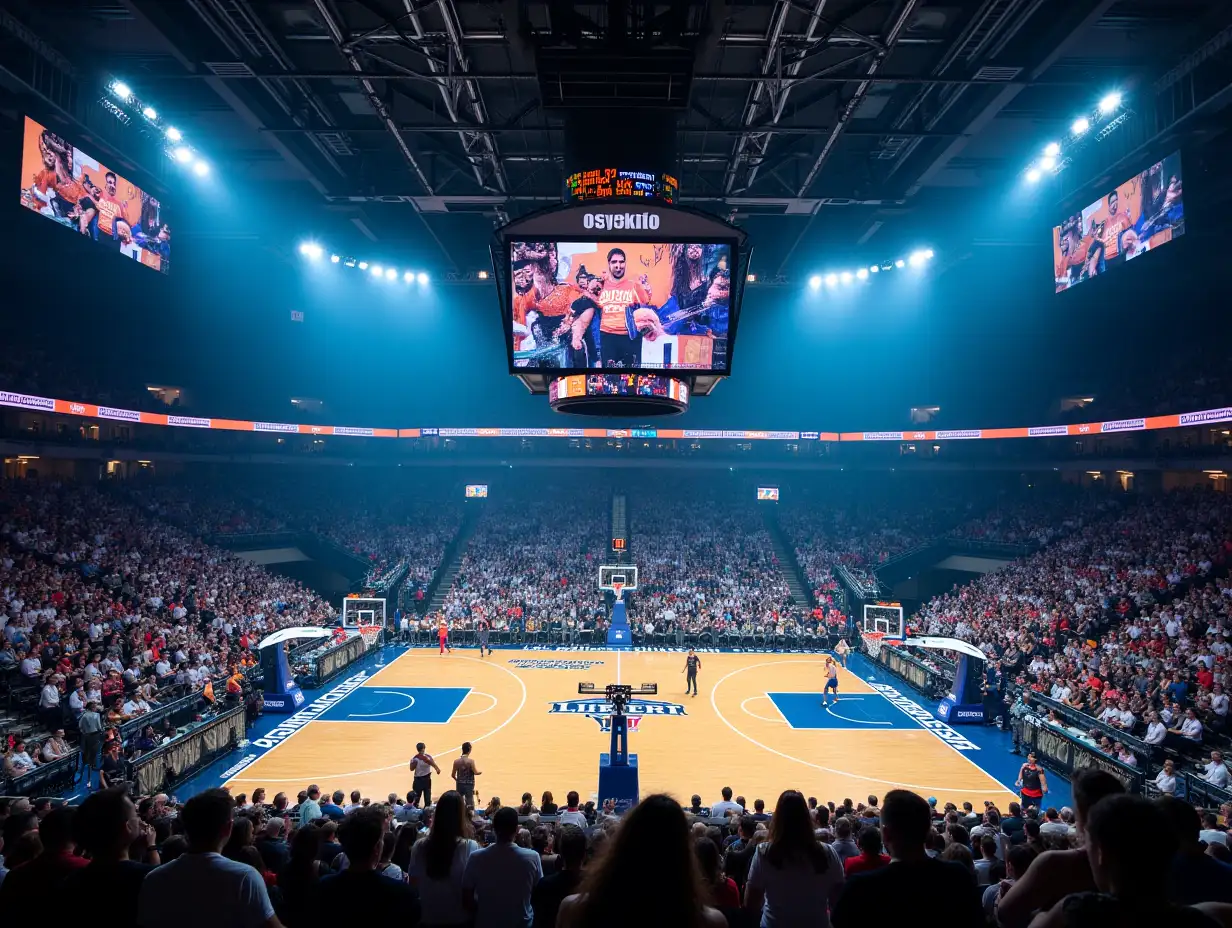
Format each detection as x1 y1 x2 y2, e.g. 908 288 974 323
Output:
438 619 451 656
822 656 839 706
477 616 491 658
682 648 701 696
409 741 441 808
834 638 851 668
1014 751 1048 812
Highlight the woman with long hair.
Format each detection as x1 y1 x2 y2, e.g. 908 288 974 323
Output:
695 836 741 908
541 791 558 815
409 790 478 927
222 815 266 875
278 826 324 928
558 794 725 928
390 819 419 875
744 790 845 928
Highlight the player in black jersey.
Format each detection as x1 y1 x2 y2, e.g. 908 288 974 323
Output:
477 617 491 658
683 649 702 696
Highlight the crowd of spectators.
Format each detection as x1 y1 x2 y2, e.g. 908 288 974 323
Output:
3 769 1229 927
437 492 608 634
0 479 334 778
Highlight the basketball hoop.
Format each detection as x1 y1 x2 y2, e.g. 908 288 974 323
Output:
861 630 886 658
358 625 384 649
611 582 624 601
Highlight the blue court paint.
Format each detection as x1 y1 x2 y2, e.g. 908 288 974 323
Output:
318 686 471 724
768 692 913 730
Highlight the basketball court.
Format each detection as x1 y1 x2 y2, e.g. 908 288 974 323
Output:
224 645 1018 808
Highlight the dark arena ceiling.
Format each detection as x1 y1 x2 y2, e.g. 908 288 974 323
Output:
2 0 1232 278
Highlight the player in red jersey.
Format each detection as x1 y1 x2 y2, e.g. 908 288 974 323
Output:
438 619 451 655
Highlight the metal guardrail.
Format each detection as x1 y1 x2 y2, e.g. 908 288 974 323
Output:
118 688 204 742
1022 691 1153 766
130 705 246 797
872 643 950 699
4 748 81 797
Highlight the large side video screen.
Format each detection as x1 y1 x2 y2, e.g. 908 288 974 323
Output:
19 116 170 274
1053 151 1183 293
509 241 733 372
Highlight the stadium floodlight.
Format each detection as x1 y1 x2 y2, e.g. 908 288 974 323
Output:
142 106 158 120
1043 141 1061 157
808 274 822 290
924 249 935 259
417 272 429 285
746 273 756 282
172 146 193 164
478 270 489 280
840 271 853 285
908 251 927 267
1026 167 1042 183
856 268 869 280
165 126 183 142
403 271 414 282
357 261 368 270
298 242 323 261
111 81 133 100
895 259 906 269
869 265 879 273
192 159 210 177
825 273 839 287
1039 155 1056 171
386 267 398 280
330 254 341 264
1098 91 1122 114
370 264 384 277
1072 117 1090 136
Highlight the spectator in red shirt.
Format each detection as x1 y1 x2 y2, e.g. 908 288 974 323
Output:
844 826 891 875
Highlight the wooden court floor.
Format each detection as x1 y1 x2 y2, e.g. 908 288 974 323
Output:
227 649 1017 808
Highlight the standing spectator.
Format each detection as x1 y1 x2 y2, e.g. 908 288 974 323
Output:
62 788 156 928
1158 797 1232 906
724 815 762 891
996 769 1126 928
831 818 860 861
408 790 479 927
277 826 324 928
744 790 845 927
462 804 542 928
832 790 983 928
533 824 588 928
1028 795 1219 928
0 806 87 918
843 827 890 876
695 837 741 908
137 788 279 928
557 794 725 928
314 806 421 927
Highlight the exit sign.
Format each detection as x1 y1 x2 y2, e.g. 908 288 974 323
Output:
611 538 626 551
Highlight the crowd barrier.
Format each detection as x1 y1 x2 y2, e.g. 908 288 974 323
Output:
1023 691 1154 768
3 389 1231 443
130 705 246 796
119 688 206 742
304 634 369 687
1016 706 1146 794
3 749 81 797
404 626 842 650
873 643 952 699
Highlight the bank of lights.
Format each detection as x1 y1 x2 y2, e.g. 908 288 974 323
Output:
1024 89 1124 184
808 250 932 290
300 241 431 284
108 79 208 178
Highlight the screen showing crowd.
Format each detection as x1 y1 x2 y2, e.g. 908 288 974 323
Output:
1053 151 1183 293
509 241 733 372
464 484 489 498
757 487 780 501
19 116 170 274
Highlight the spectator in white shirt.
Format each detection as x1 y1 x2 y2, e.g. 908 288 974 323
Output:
1153 759 1177 796
1198 813 1228 847
558 792 588 829
711 786 743 820
18 649 40 678
1203 751 1229 789
137 788 278 928
1144 711 1167 746
41 729 71 761
462 805 542 928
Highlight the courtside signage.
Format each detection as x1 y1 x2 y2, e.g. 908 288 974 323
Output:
508 659 606 670
251 670 370 748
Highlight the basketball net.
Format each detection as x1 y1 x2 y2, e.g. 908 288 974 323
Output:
861 630 886 658
358 625 383 649
612 582 624 602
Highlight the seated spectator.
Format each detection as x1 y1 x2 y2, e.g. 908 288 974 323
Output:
408 790 478 927
315 806 421 927
843 826 890 876
255 817 290 872
831 817 859 860
694 836 740 908
997 769 1126 928
984 845 1037 921
1155 759 1178 797
973 835 1004 886
724 815 762 890
533 825 588 928
1158 797 1232 906
540 791 558 815
137 788 277 928
463 805 542 927
278 826 324 928
1029 794 1219 928
222 815 266 875
62 788 156 928
1203 751 1229 789
832 790 984 928
559 791 588 829
0 806 87 919
558 794 725 928
1200 814 1228 849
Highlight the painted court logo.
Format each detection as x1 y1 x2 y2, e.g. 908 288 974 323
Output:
507 660 606 670
869 683 980 752
549 698 686 732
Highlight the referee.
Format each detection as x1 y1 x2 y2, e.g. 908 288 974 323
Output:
682 649 702 697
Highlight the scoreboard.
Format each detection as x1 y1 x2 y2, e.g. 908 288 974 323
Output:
564 168 678 205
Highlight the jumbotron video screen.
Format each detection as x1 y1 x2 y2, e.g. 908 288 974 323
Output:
509 240 732 373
